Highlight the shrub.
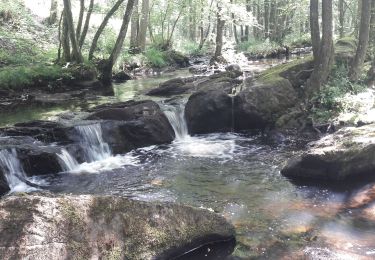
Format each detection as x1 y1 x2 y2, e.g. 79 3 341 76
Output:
144 48 167 68
237 38 280 55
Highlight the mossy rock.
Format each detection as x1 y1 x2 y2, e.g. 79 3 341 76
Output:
335 37 357 64
0 194 235 260
163 50 190 68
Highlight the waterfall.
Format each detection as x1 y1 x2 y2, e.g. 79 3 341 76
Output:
75 124 111 162
0 149 28 191
163 103 189 141
57 149 79 172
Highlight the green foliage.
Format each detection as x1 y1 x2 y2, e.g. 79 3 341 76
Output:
283 33 311 48
144 48 167 68
0 65 67 90
237 39 280 55
311 65 367 122
95 29 118 58
177 41 206 56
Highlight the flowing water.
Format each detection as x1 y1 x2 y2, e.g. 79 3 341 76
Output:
2 60 375 258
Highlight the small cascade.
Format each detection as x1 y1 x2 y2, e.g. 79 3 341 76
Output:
0 149 30 191
75 124 111 162
57 149 79 172
162 103 189 141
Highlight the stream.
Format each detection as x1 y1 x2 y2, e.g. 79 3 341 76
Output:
2 60 375 259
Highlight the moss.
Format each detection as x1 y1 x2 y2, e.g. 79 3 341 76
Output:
257 56 313 85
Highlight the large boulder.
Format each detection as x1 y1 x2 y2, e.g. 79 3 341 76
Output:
281 124 375 181
234 77 298 131
185 59 310 135
0 194 235 260
185 90 233 134
86 100 175 154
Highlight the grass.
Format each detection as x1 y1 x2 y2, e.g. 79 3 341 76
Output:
237 38 281 55
0 65 68 90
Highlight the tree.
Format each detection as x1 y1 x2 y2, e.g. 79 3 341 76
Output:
213 3 226 62
79 0 94 48
310 0 320 62
101 0 136 83
76 0 85 40
138 0 150 51
48 0 58 25
63 0 83 63
130 0 139 50
305 0 334 99
89 0 125 60
349 0 371 81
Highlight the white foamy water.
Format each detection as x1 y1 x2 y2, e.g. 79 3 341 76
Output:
57 149 80 172
0 149 42 193
68 154 140 174
162 103 189 141
75 124 112 162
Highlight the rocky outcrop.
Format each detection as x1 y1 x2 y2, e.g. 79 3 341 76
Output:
113 71 133 83
281 124 375 181
0 194 235 260
86 100 175 154
146 77 191 96
185 59 312 135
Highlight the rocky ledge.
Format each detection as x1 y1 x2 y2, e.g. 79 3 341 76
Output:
281 124 375 181
0 193 235 260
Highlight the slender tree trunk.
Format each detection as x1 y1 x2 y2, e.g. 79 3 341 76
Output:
48 0 58 25
350 0 372 81
62 9 71 62
101 0 135 84
339 0 345 38
130 0 139 50
63 0 83 63
76 0 85 40
79 0 94 48
138 0 150 51
305 0 334 99
213 4 225 60
89 0 125 60
264 0 270 38
57 11 64 61
369 0 375 45
310 0 320 62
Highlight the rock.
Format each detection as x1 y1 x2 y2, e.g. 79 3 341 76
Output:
0 172 9 196
185 90 233 134
0 194 235 260
234 78 298 131
335 37 357 64
164 50 190 68
86 101 175 154
146 77 191 96
0 120 72 144
225 64 243 78
281 124 375 181
113 71 132 83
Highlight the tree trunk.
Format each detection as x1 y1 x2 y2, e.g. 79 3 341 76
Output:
305 0 334 99
89 0 125 60
138 0 150 51
101 0 135 84
76 0 85 40
130 0 139 50
62 9 71 62
369 0 375 45
63 0 83 63
213 5 225 60
350 0 372 81
264 0 270 38
79 0 94 48
48 0 58 25
310 0 320 62
57 11 64 61
339 0 345 38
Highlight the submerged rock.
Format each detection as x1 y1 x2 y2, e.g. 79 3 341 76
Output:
0 194 235 260
281 124 375 181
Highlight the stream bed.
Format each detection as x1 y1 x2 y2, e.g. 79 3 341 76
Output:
2 59 375 259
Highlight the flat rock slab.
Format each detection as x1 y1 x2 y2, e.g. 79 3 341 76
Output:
281 124 375 181
0 194 235 260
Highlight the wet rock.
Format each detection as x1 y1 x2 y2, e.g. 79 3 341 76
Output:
0 194 235 260
225 64 243 78
234 78 298 131
185 90 233 134
146 77 191 96
164 50 190 68
86 101 175 154
0 173 9 196
281 124 375 181
0 120 72 144
113 71 132 83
